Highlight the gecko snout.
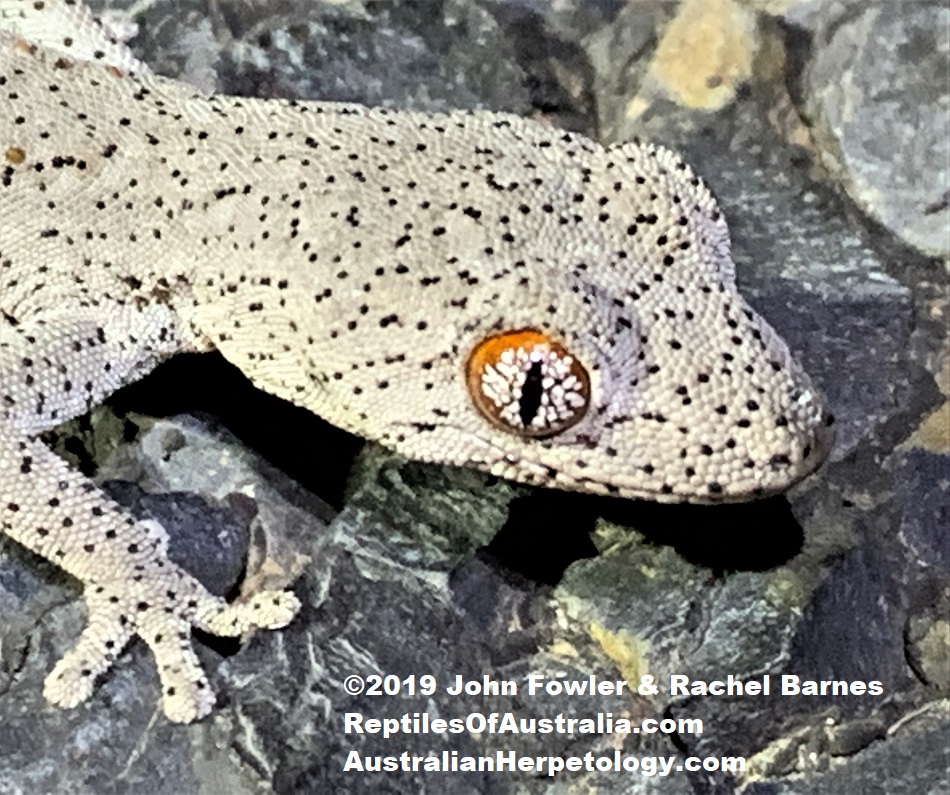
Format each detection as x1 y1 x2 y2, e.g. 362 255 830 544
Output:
764 385 835 492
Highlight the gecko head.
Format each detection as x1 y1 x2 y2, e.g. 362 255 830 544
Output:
291 127 833 504
381 138 834 504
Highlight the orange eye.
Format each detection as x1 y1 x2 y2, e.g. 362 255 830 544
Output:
466 329 590 438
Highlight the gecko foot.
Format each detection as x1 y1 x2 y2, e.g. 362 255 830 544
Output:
42 565 301 723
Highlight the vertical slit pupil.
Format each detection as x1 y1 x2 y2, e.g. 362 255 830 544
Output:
519 360 544 428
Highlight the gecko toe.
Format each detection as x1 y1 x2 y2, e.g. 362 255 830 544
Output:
43 657 101 709
42 597 135 710
195 589 302 635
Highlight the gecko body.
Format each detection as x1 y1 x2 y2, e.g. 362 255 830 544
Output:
0 0 833 721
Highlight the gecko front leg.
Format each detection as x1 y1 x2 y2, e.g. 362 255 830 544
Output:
0 306 300 722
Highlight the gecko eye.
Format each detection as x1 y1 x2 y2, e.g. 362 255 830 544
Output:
465 329 590 438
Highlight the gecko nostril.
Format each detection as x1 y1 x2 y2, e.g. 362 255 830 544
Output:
824 412 836 427
802 444 812 459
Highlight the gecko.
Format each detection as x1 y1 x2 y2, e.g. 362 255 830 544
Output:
0 0 834 723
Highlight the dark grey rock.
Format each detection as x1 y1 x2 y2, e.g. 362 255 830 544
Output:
744 700 950 794
802 1 950 258
127 0 537 114
99 481 251 596
779 0 872 32
898 448 950 572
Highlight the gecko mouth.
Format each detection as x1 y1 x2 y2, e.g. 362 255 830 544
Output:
391 398 834 505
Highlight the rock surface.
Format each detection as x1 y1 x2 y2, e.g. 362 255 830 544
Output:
0 0 947 793
803 1 950 259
